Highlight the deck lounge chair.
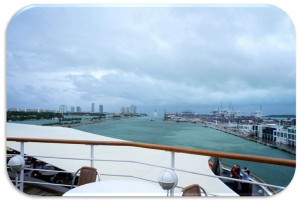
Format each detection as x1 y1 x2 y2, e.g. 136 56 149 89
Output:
71 166 100 188
181 184 207 196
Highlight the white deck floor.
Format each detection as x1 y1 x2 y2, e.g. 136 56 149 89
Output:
6 123 238 196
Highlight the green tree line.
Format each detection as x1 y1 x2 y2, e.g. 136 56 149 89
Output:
7 111 64 121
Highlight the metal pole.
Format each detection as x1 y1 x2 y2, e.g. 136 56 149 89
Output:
20 142 24 192
90 145 94 167
170 152 175 196
171 151 175 168
15 174 19 188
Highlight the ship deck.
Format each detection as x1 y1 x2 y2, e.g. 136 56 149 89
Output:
6 123 238 196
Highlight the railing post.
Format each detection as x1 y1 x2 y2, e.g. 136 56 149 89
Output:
20 142 24 192
90 145 94 167
170 152 175 196
171 151 175 169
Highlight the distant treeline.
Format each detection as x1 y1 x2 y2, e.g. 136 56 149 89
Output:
7 111 64 121
63 113 106 117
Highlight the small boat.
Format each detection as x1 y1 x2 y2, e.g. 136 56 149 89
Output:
150 110 158 121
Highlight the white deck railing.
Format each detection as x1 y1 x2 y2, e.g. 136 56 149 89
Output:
7 137 295 196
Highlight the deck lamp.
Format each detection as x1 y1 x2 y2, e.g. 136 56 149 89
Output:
158 169 178 196
7 155 25 188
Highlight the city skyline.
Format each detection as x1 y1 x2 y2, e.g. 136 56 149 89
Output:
6 5 296 115
8 103 140 114
7 103 297 117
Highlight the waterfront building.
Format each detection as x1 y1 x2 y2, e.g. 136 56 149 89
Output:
237 124 255 134
59 105 67 113
99 105 103 114
252 124 260 136
273 126 296 147
256 124 296 147
256 124 275 141
91 103 95 113
227 121 238 129
70 107 75 113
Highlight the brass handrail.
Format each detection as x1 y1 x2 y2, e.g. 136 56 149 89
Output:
7 137 296 167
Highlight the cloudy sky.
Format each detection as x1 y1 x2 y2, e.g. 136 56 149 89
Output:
6 5 296 115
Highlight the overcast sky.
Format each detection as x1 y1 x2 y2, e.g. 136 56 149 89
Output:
6 5 296 115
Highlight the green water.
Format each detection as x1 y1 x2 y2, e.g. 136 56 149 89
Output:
73 116 295 188
12 116 296 189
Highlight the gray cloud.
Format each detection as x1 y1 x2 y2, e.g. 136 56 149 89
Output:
6 5 296 114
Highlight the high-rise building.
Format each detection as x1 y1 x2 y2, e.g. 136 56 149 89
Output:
121 107 125 114
99 105 103 114
70 106 75 113
59 104 68 113
130 104 137 114
91 103 95 113
76 106 81 113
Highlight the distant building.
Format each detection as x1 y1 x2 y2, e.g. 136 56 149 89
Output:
24 108 40 112
76 106 81 113
59 105 68 113
121 107 125 114
7 108 19 112
7 108 56 113
253 110 262 118
130 105 137 114
91 103 95 113
44 109 56 113
70 107 75 113
99 105 103 114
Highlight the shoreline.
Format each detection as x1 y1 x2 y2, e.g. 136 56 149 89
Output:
206 124 296 155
